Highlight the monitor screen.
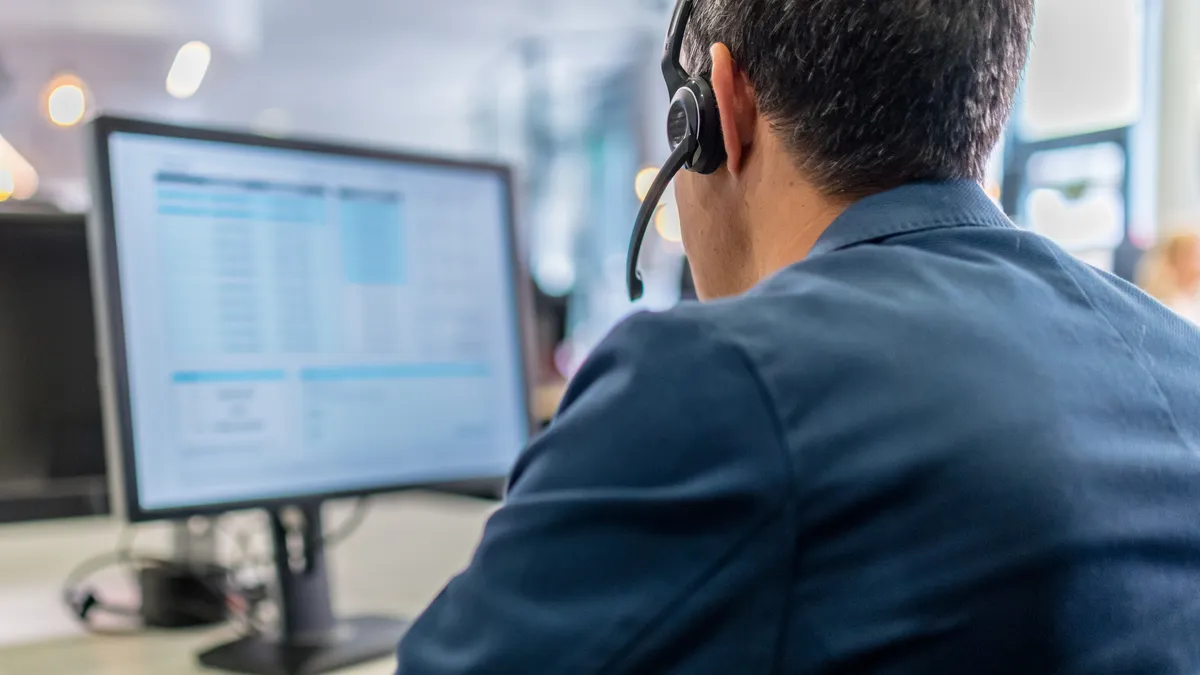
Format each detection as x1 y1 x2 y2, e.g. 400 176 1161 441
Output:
0 214 108 523
91 118 532 519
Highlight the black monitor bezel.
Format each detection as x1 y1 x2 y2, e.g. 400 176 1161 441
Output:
87 114 536 523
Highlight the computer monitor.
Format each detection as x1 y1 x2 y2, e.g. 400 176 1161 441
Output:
87 116 535 674
0 213 108 524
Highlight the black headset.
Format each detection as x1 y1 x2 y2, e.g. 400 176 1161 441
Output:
626 0 726 301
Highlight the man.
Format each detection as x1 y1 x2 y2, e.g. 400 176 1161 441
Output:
398 0 1200 672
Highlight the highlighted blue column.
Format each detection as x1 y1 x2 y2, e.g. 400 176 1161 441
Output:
339 189 404 285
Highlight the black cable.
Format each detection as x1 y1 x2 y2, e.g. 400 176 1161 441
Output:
210 523 273 636
321 497 372 548
61 528 141 622
62 526 266 635
63 501 375 637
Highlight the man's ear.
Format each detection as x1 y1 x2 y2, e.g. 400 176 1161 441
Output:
709 43 756 177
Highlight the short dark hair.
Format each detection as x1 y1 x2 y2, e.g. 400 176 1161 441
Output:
685 0 1035 197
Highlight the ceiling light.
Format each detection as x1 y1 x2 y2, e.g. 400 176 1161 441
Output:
44 74 87 127
166 41 212 99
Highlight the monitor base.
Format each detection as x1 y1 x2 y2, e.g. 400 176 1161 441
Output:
198 615 409 675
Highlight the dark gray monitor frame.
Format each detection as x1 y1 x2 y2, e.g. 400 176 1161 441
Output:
86 114 537 524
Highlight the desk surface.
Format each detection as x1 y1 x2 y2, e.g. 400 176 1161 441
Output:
0 493 494 675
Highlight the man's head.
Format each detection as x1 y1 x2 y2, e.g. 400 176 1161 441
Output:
673 0 1035 299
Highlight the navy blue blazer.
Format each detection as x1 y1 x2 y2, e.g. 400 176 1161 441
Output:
397 181 1200 674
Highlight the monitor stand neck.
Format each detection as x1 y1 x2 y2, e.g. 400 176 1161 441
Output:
270 505 337 644
197 502 409 675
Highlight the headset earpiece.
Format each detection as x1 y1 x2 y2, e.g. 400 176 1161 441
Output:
682 78 726 175
667 79 725 176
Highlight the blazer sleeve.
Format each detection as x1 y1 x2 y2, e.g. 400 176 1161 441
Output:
396 310 793 674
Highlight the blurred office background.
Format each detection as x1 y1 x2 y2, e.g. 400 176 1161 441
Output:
0 0 1197 379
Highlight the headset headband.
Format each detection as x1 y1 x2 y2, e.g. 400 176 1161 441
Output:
662 0 692 94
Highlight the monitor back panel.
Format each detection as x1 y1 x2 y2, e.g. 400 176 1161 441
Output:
0 214 108 523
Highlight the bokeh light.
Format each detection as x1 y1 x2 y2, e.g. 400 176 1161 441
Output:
166 41 213 99
0 170 13 202
655 202 682 243
634 167 659 201
44 74 88 127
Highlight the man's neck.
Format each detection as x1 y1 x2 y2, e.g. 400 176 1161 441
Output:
745 171 850 282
